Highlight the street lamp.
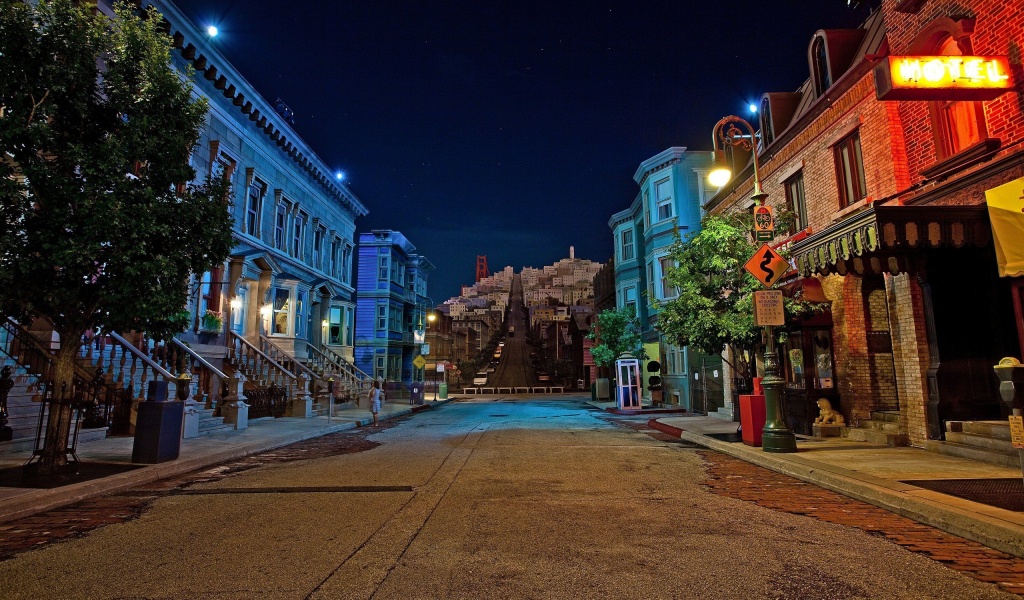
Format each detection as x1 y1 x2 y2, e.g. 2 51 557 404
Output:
709 115 797 453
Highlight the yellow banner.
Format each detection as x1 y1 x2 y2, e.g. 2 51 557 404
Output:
985 176 1024 277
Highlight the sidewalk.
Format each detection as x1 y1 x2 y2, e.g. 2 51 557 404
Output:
649 414 1024 558
0 397 456 524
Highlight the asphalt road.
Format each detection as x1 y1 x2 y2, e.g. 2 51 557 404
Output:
0 398 1011 599
490 274 535 388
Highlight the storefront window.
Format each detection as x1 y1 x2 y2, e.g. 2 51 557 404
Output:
812 330 835 389
784 335 805 390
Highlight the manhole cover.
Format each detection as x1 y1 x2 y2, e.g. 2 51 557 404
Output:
901 478 1024 512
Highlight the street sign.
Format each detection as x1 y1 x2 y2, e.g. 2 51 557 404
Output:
744 243 790 287
753 205 775 241
422 343 430 355
436 363 445 372
1010 414 1024 449
413 355 426 369
753 290 785 326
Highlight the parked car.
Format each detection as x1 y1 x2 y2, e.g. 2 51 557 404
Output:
473 371 488 385
536 371 551 382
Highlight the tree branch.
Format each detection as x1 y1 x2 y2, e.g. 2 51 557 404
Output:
26 89 50 127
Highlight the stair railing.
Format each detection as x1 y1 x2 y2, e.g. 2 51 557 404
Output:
2 319 125 433
143 336 227 407
258 334 327 399
228 332 296 395
82 331 175 403
311 344 370 401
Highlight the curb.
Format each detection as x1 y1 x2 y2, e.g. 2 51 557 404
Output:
606 407 690 416
0 398 454 525
648 420 1024 559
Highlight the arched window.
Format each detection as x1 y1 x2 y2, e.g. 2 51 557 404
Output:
811 36 832 97
759 97 774 146
931 36 987 158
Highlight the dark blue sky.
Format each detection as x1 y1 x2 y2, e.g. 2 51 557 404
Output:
171 0 872 301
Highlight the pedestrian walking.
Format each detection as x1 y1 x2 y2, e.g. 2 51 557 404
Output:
367 379 382 426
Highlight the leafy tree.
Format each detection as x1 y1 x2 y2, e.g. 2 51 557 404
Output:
588 306 647 369
0 1 233 473
656 210 821 378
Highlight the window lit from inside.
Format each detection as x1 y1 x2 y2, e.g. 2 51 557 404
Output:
933 36 987 158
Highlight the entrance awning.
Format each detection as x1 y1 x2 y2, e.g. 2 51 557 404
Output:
985 176 1024 277
791 204 990 277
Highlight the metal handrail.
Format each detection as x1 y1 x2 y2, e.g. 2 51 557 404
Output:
229 332 296 380
107 331 175 380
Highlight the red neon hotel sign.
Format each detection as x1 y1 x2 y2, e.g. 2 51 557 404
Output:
875 55 1013 101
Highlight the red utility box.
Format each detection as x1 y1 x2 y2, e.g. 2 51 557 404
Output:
739 394 766 447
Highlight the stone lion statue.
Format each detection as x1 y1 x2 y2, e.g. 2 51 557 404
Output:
813 398 845 426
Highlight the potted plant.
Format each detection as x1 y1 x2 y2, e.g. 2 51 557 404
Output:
198 310 223 343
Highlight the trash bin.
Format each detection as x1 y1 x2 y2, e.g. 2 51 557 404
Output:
438 382 448 400
739 394 766 447
410 382 424 405
132 381 184 464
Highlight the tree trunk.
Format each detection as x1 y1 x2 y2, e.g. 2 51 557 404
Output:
36 332 82 476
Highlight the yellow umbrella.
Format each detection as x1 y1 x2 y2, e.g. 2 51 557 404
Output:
985 176 1024 277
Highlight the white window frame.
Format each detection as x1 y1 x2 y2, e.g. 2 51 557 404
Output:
659 255 677 300
270 285 295 337
274 200 289 251
291 211 307 259
655 178 673 222
245 179 265 238
620 228 634 262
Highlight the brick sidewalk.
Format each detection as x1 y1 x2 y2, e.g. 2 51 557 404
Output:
701 450 1024 595
0 420 400 563
605 414 1024 596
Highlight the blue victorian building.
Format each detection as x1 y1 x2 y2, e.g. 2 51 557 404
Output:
608 147 715 409
354 230 434 395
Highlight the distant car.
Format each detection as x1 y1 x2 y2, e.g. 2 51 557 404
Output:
473 371 488 385
498 341 505 347
537 372 551 382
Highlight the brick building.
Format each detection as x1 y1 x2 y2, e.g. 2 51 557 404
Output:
706 0 1024 456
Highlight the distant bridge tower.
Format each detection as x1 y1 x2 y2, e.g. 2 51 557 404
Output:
475 255 489 282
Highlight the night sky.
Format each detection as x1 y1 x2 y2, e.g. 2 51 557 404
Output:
170 0 872 302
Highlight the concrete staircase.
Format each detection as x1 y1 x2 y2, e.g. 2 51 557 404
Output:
841 410 909 446
195 407 233 436
924 421 1021 469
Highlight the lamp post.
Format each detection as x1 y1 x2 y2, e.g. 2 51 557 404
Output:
708 115 797 453
427 312 438 399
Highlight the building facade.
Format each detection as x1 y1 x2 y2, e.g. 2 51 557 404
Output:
706 0 1024 452
353 230 434 394
609 147 715 408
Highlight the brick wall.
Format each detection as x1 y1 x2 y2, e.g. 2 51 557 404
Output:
882 0 1024 183
887 273 931 445
865 278 900 411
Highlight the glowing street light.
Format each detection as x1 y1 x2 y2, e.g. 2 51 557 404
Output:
707 114 796 454
206 25 218 37
748 103 758 114
335 171 344 181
